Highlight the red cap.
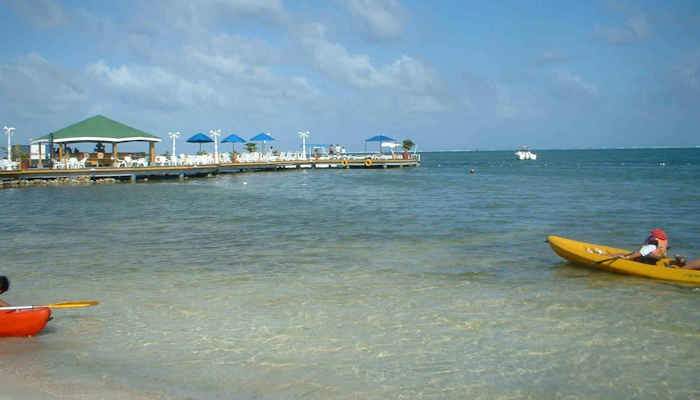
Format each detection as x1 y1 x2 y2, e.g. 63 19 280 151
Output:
650 229 667 240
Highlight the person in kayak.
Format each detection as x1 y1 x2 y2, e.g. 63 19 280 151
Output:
0 276 10 307
608 229 700 269
609 229 668 264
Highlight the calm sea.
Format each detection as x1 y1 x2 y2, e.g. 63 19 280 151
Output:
1 149 699 399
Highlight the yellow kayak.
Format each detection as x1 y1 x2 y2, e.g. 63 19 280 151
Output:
547 235 700 284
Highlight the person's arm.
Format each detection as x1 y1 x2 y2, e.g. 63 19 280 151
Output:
0 299 10 307
619 250 642 260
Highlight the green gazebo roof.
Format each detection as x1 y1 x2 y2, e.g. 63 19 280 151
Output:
33 115 161 144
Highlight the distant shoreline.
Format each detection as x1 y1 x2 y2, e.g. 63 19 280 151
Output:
423 146 700 152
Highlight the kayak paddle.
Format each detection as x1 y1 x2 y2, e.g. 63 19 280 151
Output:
0 301 99 311
594 257 620 264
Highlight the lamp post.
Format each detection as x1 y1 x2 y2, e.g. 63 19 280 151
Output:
209 129 221 163
168 131 180 157
3 126 15 162
298 130 309 160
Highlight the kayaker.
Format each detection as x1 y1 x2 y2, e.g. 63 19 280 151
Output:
607 229 700 269
0 276 10 307
609 228 668 264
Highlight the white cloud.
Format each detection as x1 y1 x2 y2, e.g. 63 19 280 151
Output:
157 0 289 32
537 50 568 65
337 0 405 39
186 49 318 100
202 33 285 66
3 0 67 29
0 53 85 117
86 61 218 110
627 14 651 39
217 0 286 18
675 49 700 90
299 23 437 92
595 14 652 44
296 23 445 114
553 69 599 96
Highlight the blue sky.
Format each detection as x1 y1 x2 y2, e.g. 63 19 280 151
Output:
1 0 698 152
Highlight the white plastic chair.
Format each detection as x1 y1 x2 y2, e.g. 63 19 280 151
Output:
77 155 89 168
0 160 15 170
53 159 66 169
67 157 79 169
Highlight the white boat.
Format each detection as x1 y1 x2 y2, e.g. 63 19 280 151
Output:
515 148 537 160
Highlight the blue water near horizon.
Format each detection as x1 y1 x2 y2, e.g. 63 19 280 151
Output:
1 148 699 399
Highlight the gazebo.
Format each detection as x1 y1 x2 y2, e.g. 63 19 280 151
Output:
32 115 161 167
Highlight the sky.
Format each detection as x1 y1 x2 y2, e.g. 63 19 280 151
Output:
0 0 699 153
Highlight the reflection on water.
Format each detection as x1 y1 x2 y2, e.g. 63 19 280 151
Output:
1 150 699 399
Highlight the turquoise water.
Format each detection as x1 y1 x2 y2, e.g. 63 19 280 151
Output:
1 149 699 399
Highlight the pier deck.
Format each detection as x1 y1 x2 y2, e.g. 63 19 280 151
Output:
0 157 420 182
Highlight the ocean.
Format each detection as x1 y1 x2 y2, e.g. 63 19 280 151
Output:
1 149 699 399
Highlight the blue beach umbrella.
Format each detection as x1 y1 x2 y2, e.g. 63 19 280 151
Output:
249 132 275 152
186 132 213 153
365 135 396 153
221 133 246 152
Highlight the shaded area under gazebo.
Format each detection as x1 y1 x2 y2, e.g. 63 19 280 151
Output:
32 115 161 167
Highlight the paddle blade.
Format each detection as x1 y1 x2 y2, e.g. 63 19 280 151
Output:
48 301 100 309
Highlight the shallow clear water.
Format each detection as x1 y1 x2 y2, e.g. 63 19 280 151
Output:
1 149 699 399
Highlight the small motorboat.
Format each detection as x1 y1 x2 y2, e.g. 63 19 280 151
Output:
515 148 537 160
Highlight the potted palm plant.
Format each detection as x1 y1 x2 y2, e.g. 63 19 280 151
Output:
402 139 414 159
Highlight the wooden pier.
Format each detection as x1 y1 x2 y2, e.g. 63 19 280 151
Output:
0 156 420 183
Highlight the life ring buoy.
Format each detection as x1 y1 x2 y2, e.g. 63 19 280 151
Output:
341 159 349 167
364 158 372 167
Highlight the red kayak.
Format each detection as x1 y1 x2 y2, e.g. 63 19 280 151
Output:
0 307 52 337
